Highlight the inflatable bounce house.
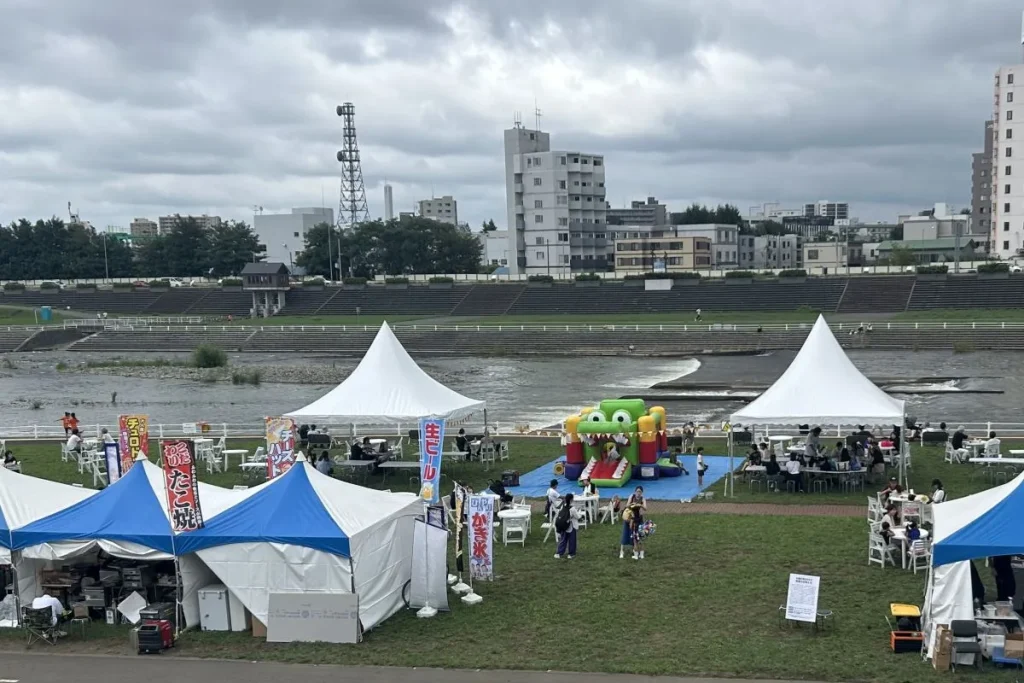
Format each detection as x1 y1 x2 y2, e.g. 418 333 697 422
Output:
563 399 680 488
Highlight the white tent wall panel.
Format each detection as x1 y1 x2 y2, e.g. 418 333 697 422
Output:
350 502 421 629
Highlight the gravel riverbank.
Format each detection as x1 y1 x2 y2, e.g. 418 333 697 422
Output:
64 363 345 385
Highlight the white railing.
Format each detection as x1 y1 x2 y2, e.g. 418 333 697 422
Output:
3 421 1022 442
25 320 1024 334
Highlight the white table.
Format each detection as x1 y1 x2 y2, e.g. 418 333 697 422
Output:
497 508 530 521
767 435 794 442
239 462 266 479
966 440 987 459
573 494 599 524
377 461 421 482
222 449 248 469
972 457 1024 465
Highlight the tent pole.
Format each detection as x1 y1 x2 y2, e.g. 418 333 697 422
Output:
727 432 734 498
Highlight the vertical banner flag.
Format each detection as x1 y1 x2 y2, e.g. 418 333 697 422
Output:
468 493 494 581
418 417 445 503
454 486 465 573
265 417 297 480
161 440 204 532
118 414 149 475
104 442 122 484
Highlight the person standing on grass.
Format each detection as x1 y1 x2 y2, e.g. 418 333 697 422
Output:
626 486 648 560
694 308 702 322
545 479 560 518
696 447 708 487
60 412 72 437
554 493 582 560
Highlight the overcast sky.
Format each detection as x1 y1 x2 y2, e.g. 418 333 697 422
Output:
1 0 1021 232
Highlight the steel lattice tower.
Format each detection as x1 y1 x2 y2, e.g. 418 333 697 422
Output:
335 103 370 229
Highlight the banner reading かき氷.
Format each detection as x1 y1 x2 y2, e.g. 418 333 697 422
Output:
118 414 149 474
468 493 494 581
265 417 297 479
418 418 445 503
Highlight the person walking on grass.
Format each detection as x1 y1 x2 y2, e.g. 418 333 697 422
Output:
625 486 648 560
554 493 582 559
694 307 702 322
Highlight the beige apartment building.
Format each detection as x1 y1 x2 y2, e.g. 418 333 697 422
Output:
614 233 713 273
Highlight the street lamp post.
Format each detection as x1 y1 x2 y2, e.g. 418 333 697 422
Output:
101 233 109 281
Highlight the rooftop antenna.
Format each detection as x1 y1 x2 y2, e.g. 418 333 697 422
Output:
534 100 542 131
513 111 522 129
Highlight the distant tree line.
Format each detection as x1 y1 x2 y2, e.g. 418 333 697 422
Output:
296 216 483 278
669 203 744 226
0 216 264 280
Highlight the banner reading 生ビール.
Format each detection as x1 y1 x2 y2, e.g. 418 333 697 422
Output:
418 417 445 504
265 416 297 479
118 414 149 474
161 439 204 532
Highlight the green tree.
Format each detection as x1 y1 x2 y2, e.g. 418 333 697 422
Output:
676 203 715 224
713 203 743 225
207 220 264 276
887 245 915 267
481 219 498 232
889 225 904 240
756 220 787 236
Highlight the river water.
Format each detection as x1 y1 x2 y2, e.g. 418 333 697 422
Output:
0 350 1018 432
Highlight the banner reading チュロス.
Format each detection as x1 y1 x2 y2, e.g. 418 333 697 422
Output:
118 414 149 474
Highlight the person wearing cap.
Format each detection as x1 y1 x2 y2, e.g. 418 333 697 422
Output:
879 476 901 502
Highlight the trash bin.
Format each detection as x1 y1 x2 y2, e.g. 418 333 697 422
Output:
39 306 52 322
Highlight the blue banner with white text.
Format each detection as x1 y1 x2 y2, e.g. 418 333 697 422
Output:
418 418 446 504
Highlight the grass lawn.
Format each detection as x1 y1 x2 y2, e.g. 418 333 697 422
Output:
0 304 66 326
0 514 1004 682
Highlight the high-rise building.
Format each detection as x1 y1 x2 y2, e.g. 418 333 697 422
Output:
992 64 1024 258
158 214 222 234
972 120 994 241
503 126 607 275
254 207 334 266
129 218 158 239
384 184 394 221
417 196 458 225
804 201 849 221
607 197 668 226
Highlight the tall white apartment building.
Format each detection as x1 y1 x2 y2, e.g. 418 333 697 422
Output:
503 126 607 275
993 65 1024 258
417 195 458 226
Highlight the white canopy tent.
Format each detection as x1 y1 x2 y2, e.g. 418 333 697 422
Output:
0 466 97 565
286 321 485 427
727 315 906 495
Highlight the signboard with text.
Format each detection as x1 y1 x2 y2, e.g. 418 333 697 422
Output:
468 494 494 581
785 573 820 623
118 414 149 474
418 418 445 504
161 439 204 532
265 417 297 480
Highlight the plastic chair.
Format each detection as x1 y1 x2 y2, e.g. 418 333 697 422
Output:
502 517 527 546
868 534 897 568
950 619 983 671
22 607 58 647
908 540 931 574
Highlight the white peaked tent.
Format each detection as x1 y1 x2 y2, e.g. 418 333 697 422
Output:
286 321 485 425
728 315 906 494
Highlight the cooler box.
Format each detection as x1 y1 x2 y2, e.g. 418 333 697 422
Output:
198 584 230 631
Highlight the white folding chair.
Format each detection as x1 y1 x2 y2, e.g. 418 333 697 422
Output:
499 441 510 461
502 517 527 546
901 501 923 526
867 496 882 523
868 533 898 568
512 502 533 533
599 500 619 524
542 503 561 543
908 539 931 574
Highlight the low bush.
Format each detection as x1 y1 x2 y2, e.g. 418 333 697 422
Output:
778 269 808 278
574 273 601 282
39 281 59 290
3 282 25 291
220 277 243 287
672 271 701 279
302 277 326 287
725 270 755 279
112 282 132 289
385 277 410 285
429 276 454 284
231 369 262 385
623 274 645 281
343 277 367 285
149 279 170 288
527 275 554 283
915 265 948 275
191 343 228 369
977 262 1010 274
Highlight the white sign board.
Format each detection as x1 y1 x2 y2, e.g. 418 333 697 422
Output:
785 573 820 623
266 592 359 644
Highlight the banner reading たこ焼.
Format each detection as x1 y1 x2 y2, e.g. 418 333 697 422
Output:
418 418 445 503
265 417 297 479
118 414 149 474
161 439 204 532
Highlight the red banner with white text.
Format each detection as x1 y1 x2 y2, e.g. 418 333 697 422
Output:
161 440 204 533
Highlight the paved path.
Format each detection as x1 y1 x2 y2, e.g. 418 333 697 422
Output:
0 653 830 683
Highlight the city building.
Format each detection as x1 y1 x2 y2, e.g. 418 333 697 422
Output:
780 215 835 240
503 125 607 275
803 241 859 273
606 196 668 226
851 223 898 241
665 224 739 267
739 234 802 270
158 214 222 235
992 63 1024 258
103 225 129 235
804 201 850 221
613 229 712 273
129 218 158 239
479 230 510 267
877 238 978 264
384 184 394 221
417 196 458 226
900 203 972 242
253 207 334 267
972 120 994 239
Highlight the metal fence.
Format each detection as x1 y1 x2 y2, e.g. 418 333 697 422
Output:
2 420 1021 442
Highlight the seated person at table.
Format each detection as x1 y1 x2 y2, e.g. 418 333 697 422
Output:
879 476 900 497
804 427 822 459
350 438 369 461
849 449 863 470
581 477 598 497
831 441 850 462
315 451 333 476
869 444 886 483
985 431 1001 455
783 454 803 491
455 428 470 454
488 479 513 506
671 448 690 474
880 502 899 529
31 592 71 635
297 424 310 445
66 429 83 454
879 521 895 545
747 444 762 466
931 479 946 504
100 427 115 444
951 425 969 450
3 450 18 470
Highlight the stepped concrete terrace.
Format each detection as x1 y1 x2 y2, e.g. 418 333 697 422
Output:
63 323 1024 356
316 285 471 316
0 290 161 313
835 276 914 313
0 328 35 352
141 288 210 314
906 275 1024 310
448 284 526 315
